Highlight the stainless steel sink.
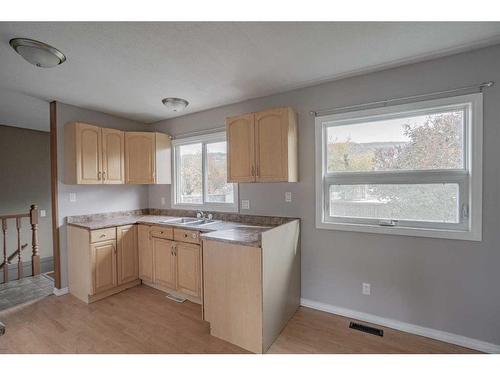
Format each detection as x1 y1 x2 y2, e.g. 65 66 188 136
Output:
190 219 220 226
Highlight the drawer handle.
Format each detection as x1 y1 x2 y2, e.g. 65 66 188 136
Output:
160 231 164 234
184 234 188 238
100 234 106 238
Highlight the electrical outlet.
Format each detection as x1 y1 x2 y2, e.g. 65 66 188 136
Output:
285 192 292 202
69 193 76 202
40 210 46 217
362 283 371 296
241 199 250 210
161 197 166 206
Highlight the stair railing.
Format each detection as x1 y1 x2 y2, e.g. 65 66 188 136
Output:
0 204 40 284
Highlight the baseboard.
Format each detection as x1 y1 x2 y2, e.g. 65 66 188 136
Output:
300 298 500 354
53 287 69 296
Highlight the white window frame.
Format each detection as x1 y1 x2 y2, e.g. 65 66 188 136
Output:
315 93 483 241
172 131 238 213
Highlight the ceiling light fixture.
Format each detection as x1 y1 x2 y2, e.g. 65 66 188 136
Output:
9 38 66 68
162 97 189 113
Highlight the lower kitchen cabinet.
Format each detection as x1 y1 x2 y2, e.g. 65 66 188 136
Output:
152 237 177 290
91 239 118 294
68 224 140 303
117 225 139 285
176 242 201 298
138 224 153 283
138 225 202 303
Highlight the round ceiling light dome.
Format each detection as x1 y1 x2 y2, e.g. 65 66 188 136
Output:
9 38 66 68
162 97 189 113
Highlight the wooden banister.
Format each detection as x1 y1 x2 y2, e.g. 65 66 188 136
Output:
0 204 40 284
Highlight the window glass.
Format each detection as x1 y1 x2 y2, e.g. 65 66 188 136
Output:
178 143 202 204
206 141 234 203
326 110 464 173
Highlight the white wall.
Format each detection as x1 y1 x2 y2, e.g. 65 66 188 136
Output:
149 45 500 346
56 103 149 287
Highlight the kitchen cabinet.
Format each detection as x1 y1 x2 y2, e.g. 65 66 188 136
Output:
139 226 202 303
125 132 171 184
101 127 125 184
138 224 153 283
152 237 177 290
176 242 201 298
64 122 170 185
203 220 300 353
226 107 298 183
117 225 139 285
91 239 117 294
68 224 140 303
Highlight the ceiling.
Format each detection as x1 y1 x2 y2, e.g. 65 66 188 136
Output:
1 22 500 124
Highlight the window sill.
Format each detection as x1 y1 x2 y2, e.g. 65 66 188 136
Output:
316 220 481 241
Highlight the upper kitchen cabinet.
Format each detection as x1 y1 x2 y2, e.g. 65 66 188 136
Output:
125 132 171 184
226 107 298 183
64 122 171 185
65 122 124 184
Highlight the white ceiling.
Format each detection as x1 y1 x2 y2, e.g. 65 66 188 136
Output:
1 22 500 124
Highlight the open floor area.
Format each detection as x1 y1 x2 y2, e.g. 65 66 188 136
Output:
0 275 54 312
0 285 477 354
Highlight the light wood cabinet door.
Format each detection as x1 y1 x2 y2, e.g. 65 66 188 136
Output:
255 108 289 182
76 123 102 184
102 128 125 184
226 113 256 182
138 225 153 283
176 242 201 298
152 237 176 290
91 239 117 295
117 225 138 285
125 132 156 184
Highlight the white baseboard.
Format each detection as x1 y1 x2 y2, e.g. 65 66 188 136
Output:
300 298 500 354
53 287 69 296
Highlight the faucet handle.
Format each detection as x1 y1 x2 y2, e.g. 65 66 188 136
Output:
207 213 213 220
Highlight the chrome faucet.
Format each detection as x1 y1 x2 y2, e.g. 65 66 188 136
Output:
196 210 205 219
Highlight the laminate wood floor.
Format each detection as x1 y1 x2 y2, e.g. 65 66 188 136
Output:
0 284 478 354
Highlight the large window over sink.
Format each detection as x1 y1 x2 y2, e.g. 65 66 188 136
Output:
315 93 483 240
173 132 238 212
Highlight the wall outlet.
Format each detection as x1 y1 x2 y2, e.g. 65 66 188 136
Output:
69 193 76 202
161 197 166 206
285 192 292 202
40 210 46 217
241 199 250 210
362 283 371 296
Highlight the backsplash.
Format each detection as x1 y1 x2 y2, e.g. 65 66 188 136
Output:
67 208 296 226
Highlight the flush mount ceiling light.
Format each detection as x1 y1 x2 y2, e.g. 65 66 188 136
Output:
9 38 66 68
162 97 189 113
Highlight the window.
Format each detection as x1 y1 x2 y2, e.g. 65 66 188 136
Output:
173 132 238 212
315 93 482 240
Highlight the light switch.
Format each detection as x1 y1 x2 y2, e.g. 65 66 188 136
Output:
69 193 76 202
285 192 292 202
40 210 46 217
241 200 250 210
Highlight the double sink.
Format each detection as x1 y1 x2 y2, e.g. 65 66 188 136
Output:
158 217 220 227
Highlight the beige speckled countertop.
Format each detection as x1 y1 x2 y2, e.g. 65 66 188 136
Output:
67 214 274 247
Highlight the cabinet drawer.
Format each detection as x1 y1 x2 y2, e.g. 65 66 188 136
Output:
90 227 116 243
150 226 173 239
174 228 200 244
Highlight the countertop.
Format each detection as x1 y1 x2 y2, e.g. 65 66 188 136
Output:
67 214 274 247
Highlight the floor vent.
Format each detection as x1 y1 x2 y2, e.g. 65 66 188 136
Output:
349 322 384 337
166 294 186 303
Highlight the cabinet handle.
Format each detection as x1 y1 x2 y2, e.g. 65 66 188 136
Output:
98 171 102 180
102 171 106 180
171 243 174 256
251 166 255 177
256 165 259 177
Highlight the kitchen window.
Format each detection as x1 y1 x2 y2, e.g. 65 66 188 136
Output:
315 93 483 240
172 132 238 212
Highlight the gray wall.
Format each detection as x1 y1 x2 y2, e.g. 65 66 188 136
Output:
0 125 53 265
149 45 500 345
56 103 149 287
